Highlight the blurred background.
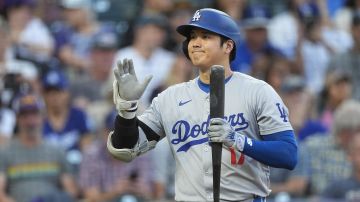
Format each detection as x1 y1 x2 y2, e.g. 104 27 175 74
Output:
0 0 360 202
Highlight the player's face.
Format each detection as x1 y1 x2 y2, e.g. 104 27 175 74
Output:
188 29 229 69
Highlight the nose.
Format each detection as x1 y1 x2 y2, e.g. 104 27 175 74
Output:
190 37 201 48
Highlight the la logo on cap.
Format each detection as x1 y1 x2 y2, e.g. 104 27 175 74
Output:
192 10 201 22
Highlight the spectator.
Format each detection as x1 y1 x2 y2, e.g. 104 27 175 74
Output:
0 15 41 98
79 110 154 202
149 53 195 102
69 31 117 130
268 0 351 61
334 0 360 32
0 95 15 145
297 17 332 94
142 0 174 16
267 0 307 60
283 100 360 198
322 132 360 201
163 4 193 52
213 0 247 23
3 0 54 61
231 5 283 74
280 75 326 142
329 11 360 100
114 14 175 108
41 70 93 171
318 69 352 130
316 0 353 54
70 31 117 105
264 56 291 93
0 93 78 202
53 0 113 73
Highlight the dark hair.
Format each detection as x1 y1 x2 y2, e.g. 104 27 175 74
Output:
346 0 359 9
219 36 236 61
352 11 360 26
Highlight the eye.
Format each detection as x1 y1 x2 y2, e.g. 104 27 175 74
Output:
202 34 210 39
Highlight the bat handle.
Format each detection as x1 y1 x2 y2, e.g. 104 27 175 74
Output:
211 142 222 202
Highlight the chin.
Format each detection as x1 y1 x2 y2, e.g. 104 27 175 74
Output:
191 57 209 69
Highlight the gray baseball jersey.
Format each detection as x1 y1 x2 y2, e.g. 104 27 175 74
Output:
138 72 293 201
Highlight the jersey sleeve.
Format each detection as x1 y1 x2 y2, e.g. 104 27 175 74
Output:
138 95 165 139
255 83 293 135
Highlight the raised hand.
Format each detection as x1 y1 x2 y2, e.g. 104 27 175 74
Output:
113 58 152 101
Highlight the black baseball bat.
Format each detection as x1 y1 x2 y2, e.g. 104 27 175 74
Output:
210 65 225 202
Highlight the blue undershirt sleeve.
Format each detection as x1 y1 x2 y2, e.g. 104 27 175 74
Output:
242 130 298 170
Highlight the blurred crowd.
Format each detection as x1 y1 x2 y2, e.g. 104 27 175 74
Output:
0 0 360 201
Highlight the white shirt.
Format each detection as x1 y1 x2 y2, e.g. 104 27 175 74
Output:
301 40 330 94
114 47 175 107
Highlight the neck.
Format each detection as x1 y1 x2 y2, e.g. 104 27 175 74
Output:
48 106 67 117
19 132 41 147
199 65 233 84
77 20 96 34
91 69 108 81
134 42 153 59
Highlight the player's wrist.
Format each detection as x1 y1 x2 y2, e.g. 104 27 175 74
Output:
233 133 246 152
116 99 138 119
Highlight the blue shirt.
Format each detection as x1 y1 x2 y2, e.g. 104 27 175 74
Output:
43 107 92 151
231 40 283 73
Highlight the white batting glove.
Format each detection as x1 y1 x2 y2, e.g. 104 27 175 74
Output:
208 118 246 152
113 58 152 119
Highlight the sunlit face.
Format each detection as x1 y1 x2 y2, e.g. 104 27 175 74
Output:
43 89 69 110
329 80 352 105
91 49 116 79
136 24 166 50
188 28 232 70
245 27 267 49
8 5 32 29
17 110 43 137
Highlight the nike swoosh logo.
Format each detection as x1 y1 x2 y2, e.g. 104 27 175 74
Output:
179 99 192 106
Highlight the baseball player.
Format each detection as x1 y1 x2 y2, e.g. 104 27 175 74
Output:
107 8 297 202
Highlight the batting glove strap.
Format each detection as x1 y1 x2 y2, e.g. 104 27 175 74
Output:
233 133 246 152
116 100 138 119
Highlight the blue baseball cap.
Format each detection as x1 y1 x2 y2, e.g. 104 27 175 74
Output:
297 2 319 21
13 93 43 114
242 5 270 29
3 0 36 9
42 70 69 90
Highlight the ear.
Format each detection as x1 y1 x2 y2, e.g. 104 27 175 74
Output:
223 40 234 54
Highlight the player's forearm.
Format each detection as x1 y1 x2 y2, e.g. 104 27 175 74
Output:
242 130 298 170
111 115 139 149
